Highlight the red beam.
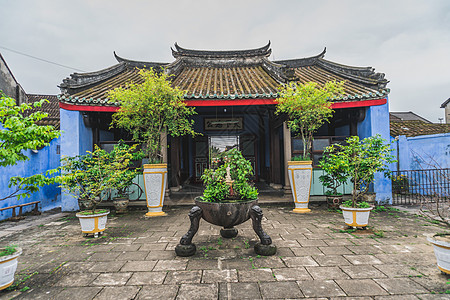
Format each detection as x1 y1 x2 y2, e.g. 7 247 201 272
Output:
59 98 387 112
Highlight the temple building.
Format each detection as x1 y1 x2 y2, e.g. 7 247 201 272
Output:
58 42 392 211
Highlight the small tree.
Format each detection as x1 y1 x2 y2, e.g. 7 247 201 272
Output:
336 135 396 207
108 68 198 163
318 145 349 196
276 81 345 160
0 92 60 201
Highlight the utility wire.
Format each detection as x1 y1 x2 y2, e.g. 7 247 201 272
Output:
0 45 86 72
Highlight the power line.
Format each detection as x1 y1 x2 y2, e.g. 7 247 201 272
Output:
0 45 86 72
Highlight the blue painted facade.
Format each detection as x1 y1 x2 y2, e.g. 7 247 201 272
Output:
391 132 450 171
357 99 394 204
0 134 61 221
60 109 93 211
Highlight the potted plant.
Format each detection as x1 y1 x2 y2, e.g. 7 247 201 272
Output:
276 81 345 213
335 135 395 228
175 148 276 257
108 142 144 213
108 68 198 217
0 245 21 290
59 146 115 237
318 144 349 209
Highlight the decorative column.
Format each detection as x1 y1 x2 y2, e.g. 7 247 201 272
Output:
283 122 292 194
161 131 170 197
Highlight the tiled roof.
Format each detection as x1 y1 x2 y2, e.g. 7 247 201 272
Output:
25 94 60 129
390 112 431 123
441 98 450 108
390 120 450 137
58 43 390 107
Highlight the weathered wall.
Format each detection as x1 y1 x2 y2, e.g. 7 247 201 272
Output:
391 132 450 170
357 99 394 204
60 109 93 211
0 54 27 104
0 133 61 221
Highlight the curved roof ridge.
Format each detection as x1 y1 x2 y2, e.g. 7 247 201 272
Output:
274 47 326 68
171 41 271 58
113 51 168 69
317 58 388 89
59 63 126 90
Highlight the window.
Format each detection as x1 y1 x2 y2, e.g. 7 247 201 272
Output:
292 136 347 167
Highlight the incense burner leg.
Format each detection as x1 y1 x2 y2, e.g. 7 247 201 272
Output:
250 205 277 256
220 227 238 238
175 206 202 257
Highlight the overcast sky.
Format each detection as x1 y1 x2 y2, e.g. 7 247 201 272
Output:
1 0 449 122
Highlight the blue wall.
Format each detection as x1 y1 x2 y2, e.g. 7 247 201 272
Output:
357 100 394 204
0 135 61 221
391 133 450 171
60 109 93 211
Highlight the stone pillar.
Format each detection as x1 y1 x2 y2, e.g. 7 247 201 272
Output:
161 131 170 197
283 122 292 194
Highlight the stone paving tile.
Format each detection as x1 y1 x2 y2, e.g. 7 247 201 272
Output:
145 250 176 260
336 279 389 296
55 287 102 300
276 247 295 256
344 254 383 265
116 251 149 261
346 245 385 255
306 266 351 280
88 261 126 273
272 267 312 281
153 259 188 271
282 256 319 267
10 288 62 300
111 244 142 252
187 258 219 270
121 260 157 272
54 272 99 286
202 269 238 283
313 255 351 266
374 278 430 294
259 281 303 298
298 279 346 297
94 286 140 300
135 284 179 300
176 283 218 300
138 242 168 251
409 274 450 294
323 238 355 246
92 272 133 286
89 251 121 261
292 246 324 256
275 239 301 248
341 265 388 279
164 270 202 284
414 294 450 300
298 238 328 247
218 282 262 299
374 295 420 299
252 256 286 268
61 261 94 273
126 271 167 285
373 264 424 277
319 246 354 255
237 268 276 282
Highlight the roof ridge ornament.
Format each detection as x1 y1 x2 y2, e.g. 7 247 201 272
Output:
171 41 272 59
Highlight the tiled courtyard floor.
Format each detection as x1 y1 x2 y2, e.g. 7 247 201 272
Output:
0 204 449 299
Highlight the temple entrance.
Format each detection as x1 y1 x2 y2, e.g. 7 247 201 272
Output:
208 135 239 168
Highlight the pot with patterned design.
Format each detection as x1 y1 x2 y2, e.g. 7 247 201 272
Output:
143 163 168 217
339 205 374 228
287 160 313 213
0 247 21 290
76 210 110 238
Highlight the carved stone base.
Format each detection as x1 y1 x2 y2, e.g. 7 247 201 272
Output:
175 244 196 257
220 227 238 238
254 243 277 256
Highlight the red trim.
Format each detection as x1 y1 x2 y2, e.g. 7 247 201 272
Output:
59 98 387 112
59 102 119 112
331 98 386 109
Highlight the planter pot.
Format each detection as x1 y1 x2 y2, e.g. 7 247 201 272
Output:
76 210 110 238
340 205 374 228
143 164 167 217
326 194 343 209
176 198 276 257
113 197 129 214
0 247 22 290
428 234 450 274
287 161 313 213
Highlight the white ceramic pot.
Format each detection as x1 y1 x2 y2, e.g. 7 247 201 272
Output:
427 234 450 274
143 163 168 217
76 210 110 238
287 161 313 213
340 205 374 227
0 247 22 290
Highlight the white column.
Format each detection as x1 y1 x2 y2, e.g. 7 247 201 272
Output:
283 122 292 194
